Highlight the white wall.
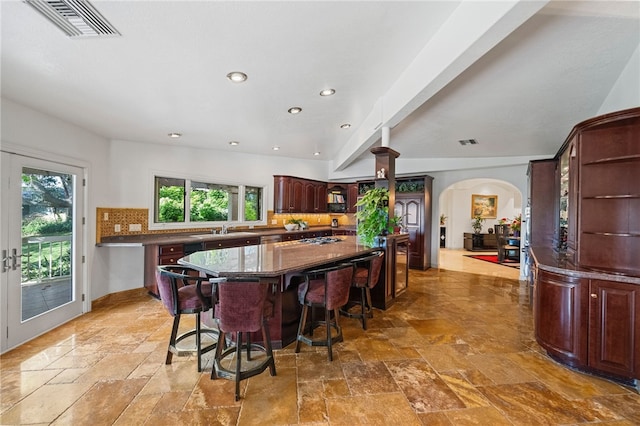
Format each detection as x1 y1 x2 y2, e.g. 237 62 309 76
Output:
108 139 331 210
598 45 640 115
1 98 113 301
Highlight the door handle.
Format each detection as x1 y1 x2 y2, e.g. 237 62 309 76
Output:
2 249 8 273
11 248 22 270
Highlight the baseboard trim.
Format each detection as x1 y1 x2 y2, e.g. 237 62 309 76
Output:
91 287 150 310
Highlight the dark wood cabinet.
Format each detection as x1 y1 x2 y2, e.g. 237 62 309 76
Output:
534 270 588 367
303 181 327 213
528 159 557 248
588 279 639 379
554 108 640 275
145 243 185 297
535 267 640 382
347 183 359 213
531 108 640 387
371 234 409 310
327 184 347 213
274 175 327 213
392 176 433 270
203 236 260 250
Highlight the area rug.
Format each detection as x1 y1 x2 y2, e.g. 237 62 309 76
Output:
464 254 520 268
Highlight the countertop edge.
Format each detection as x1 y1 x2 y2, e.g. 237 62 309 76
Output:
530 246 640 285
96 226 356 247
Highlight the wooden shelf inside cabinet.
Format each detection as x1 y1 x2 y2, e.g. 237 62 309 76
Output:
583 195 640 199
582 154 640 165
582 232 640 237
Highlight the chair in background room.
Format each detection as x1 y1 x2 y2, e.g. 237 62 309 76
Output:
340 250 384 330
210 278 276 401
294 263 354 361
155 265 219 372
494 224 520 263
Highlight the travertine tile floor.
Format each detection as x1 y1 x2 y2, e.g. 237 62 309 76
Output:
1 249 639 425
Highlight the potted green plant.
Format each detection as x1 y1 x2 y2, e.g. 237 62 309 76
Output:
471 215 485 234
440 214 447 226
285 217 304 231
354 187 393 246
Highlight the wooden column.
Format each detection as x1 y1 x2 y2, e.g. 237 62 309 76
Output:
370 146 400 223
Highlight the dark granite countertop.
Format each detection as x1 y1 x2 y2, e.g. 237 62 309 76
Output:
97 226 355 247
529 246 640 285
179 235 375 278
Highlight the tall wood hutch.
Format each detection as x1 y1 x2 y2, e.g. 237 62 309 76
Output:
529 107 640 388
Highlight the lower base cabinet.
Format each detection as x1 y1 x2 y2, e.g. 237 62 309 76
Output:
588 279 640 379
535 268 639 386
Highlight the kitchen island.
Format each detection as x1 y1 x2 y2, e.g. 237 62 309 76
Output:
179 235 376 348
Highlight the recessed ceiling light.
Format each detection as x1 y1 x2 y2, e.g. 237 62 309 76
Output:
168 132 182 138
319 88 335 96
273 146 280 151
340 123 351 129
226 71 247 83
229 141 240 146
313 151 321 156
288 107 302 114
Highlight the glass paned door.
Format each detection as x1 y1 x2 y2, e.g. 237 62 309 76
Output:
1 153 84 353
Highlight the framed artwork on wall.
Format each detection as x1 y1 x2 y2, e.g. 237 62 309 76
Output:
471 194 497 219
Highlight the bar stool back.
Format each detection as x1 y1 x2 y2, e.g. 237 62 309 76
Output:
340 250 384 329
156 265 219 372
294 263 354 361
211 278 276 401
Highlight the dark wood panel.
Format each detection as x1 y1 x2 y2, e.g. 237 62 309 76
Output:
578 234 640 275
580 199 635 234
588 280 639 378
528 159 557 247
580 162 639 197
534 270 588 367
580 121 640 163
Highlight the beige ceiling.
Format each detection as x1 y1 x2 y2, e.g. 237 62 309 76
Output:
2 1 638 172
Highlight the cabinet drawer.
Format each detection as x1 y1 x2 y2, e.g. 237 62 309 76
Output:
159 244 183 255
159 254 181 265
204 237 261 250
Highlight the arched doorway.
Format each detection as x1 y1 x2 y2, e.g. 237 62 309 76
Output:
436 178 524 277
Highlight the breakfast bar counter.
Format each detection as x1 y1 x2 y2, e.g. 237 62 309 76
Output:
178 236 376 348
178 235 374 279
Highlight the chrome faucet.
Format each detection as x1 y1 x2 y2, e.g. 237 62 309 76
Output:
221 223 234 234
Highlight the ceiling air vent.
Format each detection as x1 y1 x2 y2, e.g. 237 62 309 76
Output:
458 139 479 146
24 0 120 37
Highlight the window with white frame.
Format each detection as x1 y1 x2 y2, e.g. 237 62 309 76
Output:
153 175 265 227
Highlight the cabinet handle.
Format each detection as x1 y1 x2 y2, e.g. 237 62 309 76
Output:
590 293 597 298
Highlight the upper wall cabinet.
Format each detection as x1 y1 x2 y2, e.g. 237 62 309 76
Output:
274 175 327 214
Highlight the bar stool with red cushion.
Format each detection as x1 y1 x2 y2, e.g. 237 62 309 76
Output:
340 250 384 329
155 265 219 372
210 278 276 401
294 263 354 361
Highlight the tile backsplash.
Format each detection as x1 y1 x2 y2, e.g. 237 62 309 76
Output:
96 207 356 243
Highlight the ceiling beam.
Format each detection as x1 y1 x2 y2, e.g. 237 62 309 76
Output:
332 0 550 172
